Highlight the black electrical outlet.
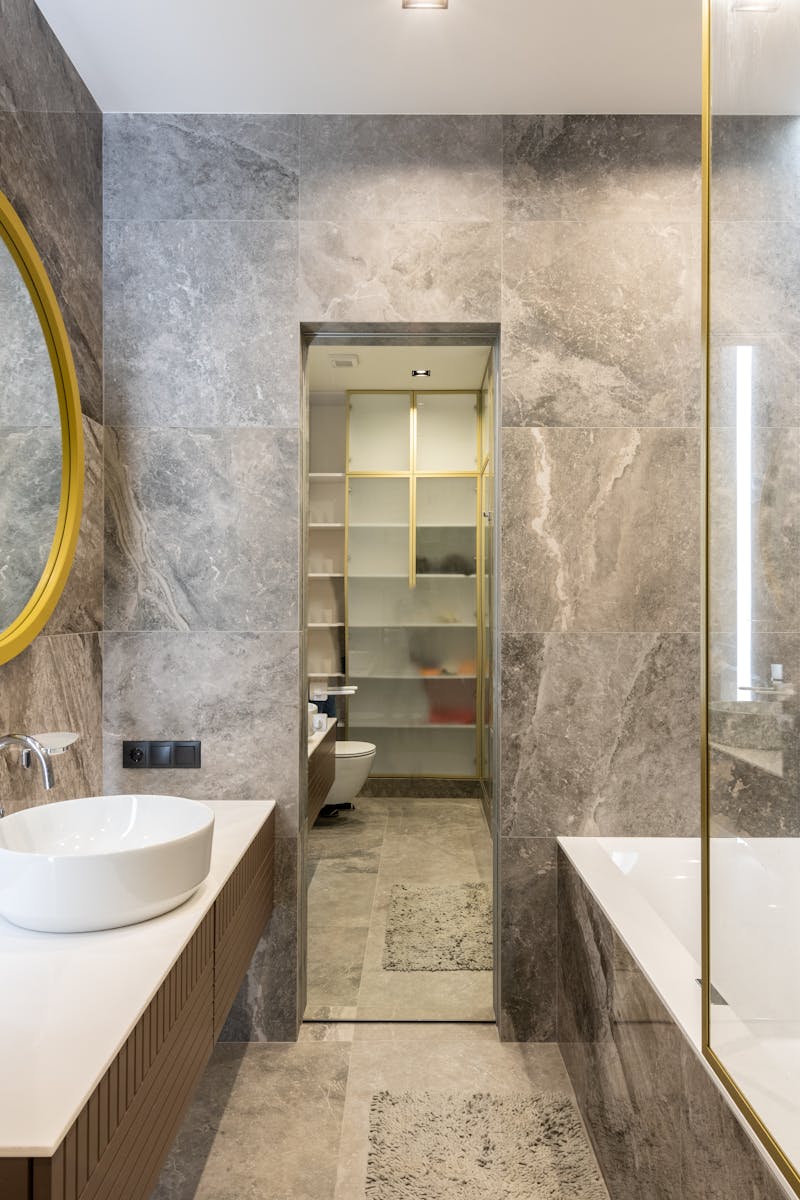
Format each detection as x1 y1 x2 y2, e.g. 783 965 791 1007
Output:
122 740 201 768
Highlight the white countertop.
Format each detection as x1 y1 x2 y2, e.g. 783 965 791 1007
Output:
307 717 337 758
0 799 274 1158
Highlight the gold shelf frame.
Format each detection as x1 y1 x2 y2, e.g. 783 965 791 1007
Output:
700 2 800 1193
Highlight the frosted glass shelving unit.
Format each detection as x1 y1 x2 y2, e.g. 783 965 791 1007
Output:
346 391 483 779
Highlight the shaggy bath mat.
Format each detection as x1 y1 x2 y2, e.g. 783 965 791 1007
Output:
382 883 492 971
366 1091 608 1200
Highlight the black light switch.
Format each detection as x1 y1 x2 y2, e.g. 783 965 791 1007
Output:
174 741 201 768
122 739 201 768
149 741 174 768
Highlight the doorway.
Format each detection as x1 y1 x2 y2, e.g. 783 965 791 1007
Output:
302 328 499 1023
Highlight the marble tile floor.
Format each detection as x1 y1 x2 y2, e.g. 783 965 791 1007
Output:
305 797 494 1021
150 1023 610 1200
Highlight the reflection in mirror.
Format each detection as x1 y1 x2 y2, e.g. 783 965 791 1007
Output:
0 236 62 632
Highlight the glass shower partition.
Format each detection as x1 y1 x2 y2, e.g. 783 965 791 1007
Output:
704 0 800 1193
346 391 481 778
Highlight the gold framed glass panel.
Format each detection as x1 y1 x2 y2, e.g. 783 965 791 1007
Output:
703 2 800 1194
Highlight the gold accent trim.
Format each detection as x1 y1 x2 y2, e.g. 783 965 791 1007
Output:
700 3 800 1192
0 192 84 665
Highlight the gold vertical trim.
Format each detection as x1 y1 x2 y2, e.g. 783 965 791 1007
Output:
700 5 800 1192
410 396 418 589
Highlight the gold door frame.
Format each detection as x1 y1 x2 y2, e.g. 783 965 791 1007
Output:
700 2 800 1192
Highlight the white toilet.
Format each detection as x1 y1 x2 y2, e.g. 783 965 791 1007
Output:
325 741 376 806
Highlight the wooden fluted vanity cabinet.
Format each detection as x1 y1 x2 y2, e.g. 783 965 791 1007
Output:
1 806 275 1200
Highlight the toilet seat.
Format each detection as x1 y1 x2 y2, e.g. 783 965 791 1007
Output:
335 741 376 759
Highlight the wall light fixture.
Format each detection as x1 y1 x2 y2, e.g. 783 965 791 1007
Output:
402 0 449 9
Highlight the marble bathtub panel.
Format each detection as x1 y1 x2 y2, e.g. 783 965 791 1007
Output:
298 219 501 323
679 1041 792 1200
150 1041 349 1200
0 632 102 810
502 219 701 427
299 115 502 223
0 0 98 113
709 338 800 430
102 631 300 836
557 849 686 1200
46 415 103 635
497 836 556 1042
501 631 700 839
0 109 103 425
712 220 800 345
221 835 303 1043
712 117 800 223
104 114 299 221
501 426 701 634
104 219 299 427
503 115 701 222
709 426 800 635
104 426 299 633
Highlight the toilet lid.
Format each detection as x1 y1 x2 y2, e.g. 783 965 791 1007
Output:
335 741 376 759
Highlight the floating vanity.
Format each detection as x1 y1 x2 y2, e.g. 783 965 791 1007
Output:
308 717 336 827
0 799 275 1200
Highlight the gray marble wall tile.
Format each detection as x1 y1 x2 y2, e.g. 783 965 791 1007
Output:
0 0 98 113
502 632 700 839
298 220 501 323
501 427 701 633
46 415 103 634
709 426 800 635
300 115 502 223
222 835 302 1042
0 109 103 424
502 220 701 427
498 837 556 1042
105 427 299 633
104 114 299 221
0 632 102 811
103 631 300 837
712 220 800 345
104 219 299 428
712 117 800 223
503 115 701 222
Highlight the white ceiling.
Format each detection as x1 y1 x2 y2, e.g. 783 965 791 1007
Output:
35 0 703 115
307 345 492 392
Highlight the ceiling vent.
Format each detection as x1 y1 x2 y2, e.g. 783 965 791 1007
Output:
329 353 360 369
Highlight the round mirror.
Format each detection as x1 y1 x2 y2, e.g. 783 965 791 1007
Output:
0 193 83 665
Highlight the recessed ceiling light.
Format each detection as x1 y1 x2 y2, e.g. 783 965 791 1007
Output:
403 0 448 9
731 1 780 10
412 369 431 377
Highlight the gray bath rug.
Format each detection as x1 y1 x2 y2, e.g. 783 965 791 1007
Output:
382 883 492 971
366 1091 608 1200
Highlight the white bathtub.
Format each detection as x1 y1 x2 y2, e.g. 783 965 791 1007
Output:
558 836 800 1190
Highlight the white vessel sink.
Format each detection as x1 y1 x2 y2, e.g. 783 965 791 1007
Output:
0 794 214 933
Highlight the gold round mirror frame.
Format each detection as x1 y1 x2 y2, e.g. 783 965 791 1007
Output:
0 192 84 666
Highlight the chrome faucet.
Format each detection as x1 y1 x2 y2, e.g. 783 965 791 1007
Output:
0 734 56 797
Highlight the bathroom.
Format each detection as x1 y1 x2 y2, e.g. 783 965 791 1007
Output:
0 0 797 1196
